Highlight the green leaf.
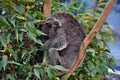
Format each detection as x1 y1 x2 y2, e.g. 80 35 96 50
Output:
34 68 40 79
0 16 10 27
9 18 15 27
16 30 19 42
6 74 15 80
7 48 14 55
8 61 21 66
0 62 2 70
0 35 7 46
86 48 95 57
19 32 24 42
19 28 27 32
97 2 106 7
86 48 95 53
31 20 41 24
46 68 54 79
53 65 68 71
90 68 97 77
21 50 27 59
6 33 11 44
87 61 95 71
13 5 25 14
39 68 45 78
16 14 26 20
98 41 104 48
46 67 56 79
37 30 46 36
1 55 8 71
61 74 68 80
24 22 38 36
34 39 43 45
26 72 32 80
34 64 41 68
97 7 103 12
28 32 43 45
96 33 102 39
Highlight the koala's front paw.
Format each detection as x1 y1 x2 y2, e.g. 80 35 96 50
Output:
46 17 62 26
44 40 52 49
51 36 67 50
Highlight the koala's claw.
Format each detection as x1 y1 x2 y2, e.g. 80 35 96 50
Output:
46 17 62 26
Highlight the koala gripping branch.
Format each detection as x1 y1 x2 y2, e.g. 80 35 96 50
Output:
43 0 115 80
64 0 115 80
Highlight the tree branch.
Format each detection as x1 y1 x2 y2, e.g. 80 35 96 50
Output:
43 0 51 18
64 0 115 79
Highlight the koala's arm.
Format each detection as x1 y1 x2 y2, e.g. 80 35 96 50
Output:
44 28 67 51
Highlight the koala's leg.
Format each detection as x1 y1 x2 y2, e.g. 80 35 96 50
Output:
44 39 53 49
47 48 62 66
59 46 79 69
51 34 67 50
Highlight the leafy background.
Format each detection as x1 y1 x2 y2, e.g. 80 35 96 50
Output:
0 0 116 80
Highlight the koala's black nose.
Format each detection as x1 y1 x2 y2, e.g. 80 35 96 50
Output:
44 36 49 40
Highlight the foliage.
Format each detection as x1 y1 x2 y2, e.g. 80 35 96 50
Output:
52 0 86 14
0 0 55 80
0 0 116 80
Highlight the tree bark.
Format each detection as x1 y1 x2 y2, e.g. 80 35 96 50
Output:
43 0 51 18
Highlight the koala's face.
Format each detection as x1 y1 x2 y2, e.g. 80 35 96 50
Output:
41 17 61 38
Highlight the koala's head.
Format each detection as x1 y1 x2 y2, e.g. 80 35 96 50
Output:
40 17 62 38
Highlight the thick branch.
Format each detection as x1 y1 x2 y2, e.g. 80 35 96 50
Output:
43 0 51 18
65 0 115 79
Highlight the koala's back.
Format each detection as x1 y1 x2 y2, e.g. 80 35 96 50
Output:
51 13 85 42
51 13 86 68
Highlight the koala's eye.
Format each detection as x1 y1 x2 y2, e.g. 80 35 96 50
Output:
53 21 59 25
46 18 54 21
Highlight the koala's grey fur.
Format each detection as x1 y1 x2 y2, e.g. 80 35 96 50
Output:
39 13 86 69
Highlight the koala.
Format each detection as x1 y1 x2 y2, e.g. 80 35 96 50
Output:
39 13 86 69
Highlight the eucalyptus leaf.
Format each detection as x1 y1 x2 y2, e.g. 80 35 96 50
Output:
8 61 21 66
0 35 7 46
16 14 26 20
25 22 38 36
34 68 40 79
0 16 10 27
16 30 19 42
13 5 25 14
7 48 14 55
53 65 68 71
46 68 53 79
1 55 8 71
6 74 15 80
19 33 24 42
46 67 56 80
